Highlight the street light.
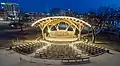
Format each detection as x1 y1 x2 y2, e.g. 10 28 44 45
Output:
1 3 5 5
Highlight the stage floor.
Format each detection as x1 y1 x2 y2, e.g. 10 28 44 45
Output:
45 37 78 42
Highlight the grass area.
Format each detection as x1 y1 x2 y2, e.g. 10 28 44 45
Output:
0 26 39 47
95 40 120 52
95 32 120 52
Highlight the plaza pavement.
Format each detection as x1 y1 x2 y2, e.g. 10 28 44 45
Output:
0 49 120 66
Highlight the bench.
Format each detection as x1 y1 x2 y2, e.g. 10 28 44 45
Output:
61 56 90 63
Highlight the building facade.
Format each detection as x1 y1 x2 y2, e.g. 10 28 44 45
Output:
1 3 20 20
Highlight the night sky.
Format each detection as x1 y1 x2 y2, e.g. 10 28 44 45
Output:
0 0 120 12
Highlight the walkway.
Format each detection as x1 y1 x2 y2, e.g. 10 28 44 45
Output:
0 49 120 66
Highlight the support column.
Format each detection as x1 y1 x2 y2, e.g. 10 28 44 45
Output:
73 29 76 38
41 29 44 39
47 26 50 37
78 25 82 40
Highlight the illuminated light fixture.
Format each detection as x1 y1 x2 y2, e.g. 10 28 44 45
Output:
0 18 4 20
48 29 51 33
1 3 5 5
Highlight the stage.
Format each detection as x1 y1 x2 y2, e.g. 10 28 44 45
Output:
45 37 78 42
